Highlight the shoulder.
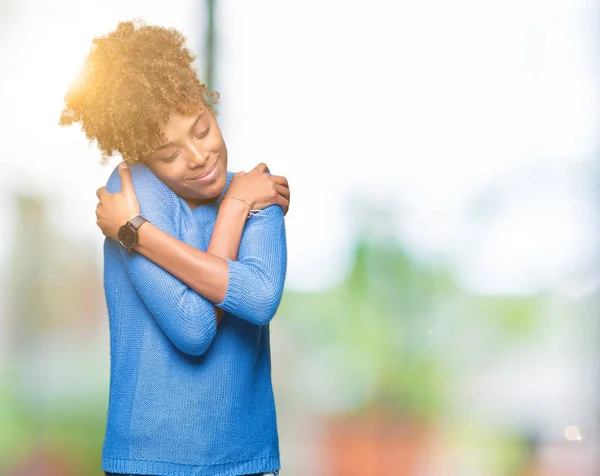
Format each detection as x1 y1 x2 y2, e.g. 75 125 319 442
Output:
215 170 236 200
106 162 172 197
224 170 235 190
105 162 182 225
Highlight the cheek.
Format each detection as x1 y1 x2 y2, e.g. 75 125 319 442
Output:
152 164 186 188
207 131 225 151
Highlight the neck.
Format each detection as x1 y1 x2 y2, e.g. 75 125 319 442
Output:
184 192 223 210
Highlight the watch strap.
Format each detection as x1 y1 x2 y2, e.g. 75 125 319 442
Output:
128 215 149 229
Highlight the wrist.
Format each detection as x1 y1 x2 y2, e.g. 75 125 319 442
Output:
114 212 142 236
221 195 251 215
221 194 252 213
117 215 149 251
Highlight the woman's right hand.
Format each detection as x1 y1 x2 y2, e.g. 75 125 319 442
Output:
224 162 290 215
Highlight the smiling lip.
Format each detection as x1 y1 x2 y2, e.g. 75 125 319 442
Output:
190 161 219 183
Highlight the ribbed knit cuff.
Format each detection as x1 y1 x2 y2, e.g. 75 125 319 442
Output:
216 258 250 316
103 455 280 476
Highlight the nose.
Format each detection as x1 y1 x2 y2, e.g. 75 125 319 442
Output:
187 143 209 168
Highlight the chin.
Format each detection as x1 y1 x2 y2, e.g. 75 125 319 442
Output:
192 174 226 200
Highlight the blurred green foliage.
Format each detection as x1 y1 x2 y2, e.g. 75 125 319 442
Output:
279 233 543 423
0 379 106 475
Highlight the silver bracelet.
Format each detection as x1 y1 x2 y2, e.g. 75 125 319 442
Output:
222 195 263 219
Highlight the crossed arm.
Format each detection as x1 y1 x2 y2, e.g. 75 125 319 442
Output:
105 164 287 356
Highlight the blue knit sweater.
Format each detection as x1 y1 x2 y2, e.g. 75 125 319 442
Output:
101 163 287 476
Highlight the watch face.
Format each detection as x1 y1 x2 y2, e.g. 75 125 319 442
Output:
118 224 137 249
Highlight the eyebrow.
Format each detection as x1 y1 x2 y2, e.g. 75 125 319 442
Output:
155 112 205 151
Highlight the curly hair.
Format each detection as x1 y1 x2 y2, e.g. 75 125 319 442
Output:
59 20 219 165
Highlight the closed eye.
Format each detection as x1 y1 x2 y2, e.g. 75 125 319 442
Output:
161 151 180 163
195 127 210 139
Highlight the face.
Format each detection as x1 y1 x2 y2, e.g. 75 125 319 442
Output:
144 109 228 209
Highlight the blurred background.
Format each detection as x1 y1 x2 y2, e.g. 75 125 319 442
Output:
0 0 599 474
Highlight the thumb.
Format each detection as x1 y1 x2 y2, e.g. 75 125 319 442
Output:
118 162 134 193
252 162 270 174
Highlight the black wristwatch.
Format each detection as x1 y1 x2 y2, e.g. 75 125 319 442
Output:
117 215 149 251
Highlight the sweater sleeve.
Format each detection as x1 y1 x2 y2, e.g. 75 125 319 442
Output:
105 164 217 357
215 203 287 325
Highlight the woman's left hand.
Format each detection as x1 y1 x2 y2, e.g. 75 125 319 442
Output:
95 162 141 240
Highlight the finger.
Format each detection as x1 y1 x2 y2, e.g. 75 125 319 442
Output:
277 193 290 216
275 183 290 201
269 174 288 188
278 184 290 215
96 186 107 199
118 162 134 193
96 219 106 236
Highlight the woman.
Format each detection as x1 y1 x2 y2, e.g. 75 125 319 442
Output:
59 20 289 476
